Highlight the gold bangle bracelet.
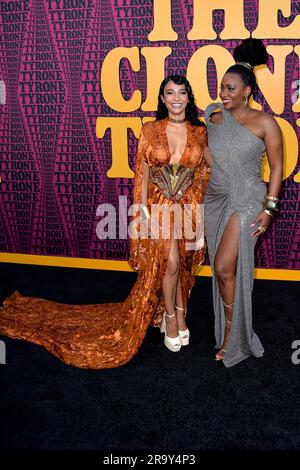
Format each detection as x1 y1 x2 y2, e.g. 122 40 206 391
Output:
265 195 279 202
263 200 278 211
264 209 274 217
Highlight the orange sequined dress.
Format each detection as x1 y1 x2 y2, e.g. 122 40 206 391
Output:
0 119 210 369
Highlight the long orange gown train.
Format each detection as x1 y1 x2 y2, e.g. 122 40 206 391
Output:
0 119 209 368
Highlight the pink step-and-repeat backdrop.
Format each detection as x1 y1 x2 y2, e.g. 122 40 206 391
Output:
0 0 300 274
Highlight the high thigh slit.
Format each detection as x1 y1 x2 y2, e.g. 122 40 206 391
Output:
162 235 180 314
0 119 210 369
213 212 239 350
204 103 265 367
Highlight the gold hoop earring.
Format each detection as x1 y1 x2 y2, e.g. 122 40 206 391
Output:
244 95 248 107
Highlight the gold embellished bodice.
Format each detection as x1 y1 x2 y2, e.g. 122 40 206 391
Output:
149 163 194 201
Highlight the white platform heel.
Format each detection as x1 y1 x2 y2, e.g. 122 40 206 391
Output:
160 312 181 352
175 305 190 346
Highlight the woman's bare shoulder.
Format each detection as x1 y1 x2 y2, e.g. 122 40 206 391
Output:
252 109 276 123
253 110 281 133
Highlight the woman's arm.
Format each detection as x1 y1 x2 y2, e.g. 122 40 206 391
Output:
251 115 283 237
128 125 149 269
140 160 149 206
203 146 213 168
263 115 283 197
131 125 149 209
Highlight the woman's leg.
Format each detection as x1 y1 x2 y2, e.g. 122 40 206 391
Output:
162 236 180 338
214 213 239 359
175 277 188 331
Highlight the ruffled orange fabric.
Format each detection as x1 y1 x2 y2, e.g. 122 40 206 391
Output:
0 119 210 369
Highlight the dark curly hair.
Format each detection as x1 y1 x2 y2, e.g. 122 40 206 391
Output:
226 38 269 97
156 75 204 126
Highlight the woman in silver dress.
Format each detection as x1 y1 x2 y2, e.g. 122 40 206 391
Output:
204 39 283 367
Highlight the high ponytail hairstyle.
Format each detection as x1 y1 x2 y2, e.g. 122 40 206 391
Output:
226 38 269 97
156 75 204 127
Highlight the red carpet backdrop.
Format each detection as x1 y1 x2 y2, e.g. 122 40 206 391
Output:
0 0 300 274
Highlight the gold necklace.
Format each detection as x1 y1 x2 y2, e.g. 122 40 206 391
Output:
168 117 187 124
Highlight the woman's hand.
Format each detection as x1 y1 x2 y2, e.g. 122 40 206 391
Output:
251 211 272 238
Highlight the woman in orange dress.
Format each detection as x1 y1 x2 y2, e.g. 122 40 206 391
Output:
0 75 210 368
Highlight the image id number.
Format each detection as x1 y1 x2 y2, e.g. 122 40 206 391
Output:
147 454 195 464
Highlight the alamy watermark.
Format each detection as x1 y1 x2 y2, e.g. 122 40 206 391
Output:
0 340 6 365
291 340 300 365
95 196 205 251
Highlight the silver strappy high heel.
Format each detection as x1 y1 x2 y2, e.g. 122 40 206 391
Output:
215 301 234 361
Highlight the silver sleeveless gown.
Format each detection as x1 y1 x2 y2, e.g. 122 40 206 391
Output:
204 103 266 367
